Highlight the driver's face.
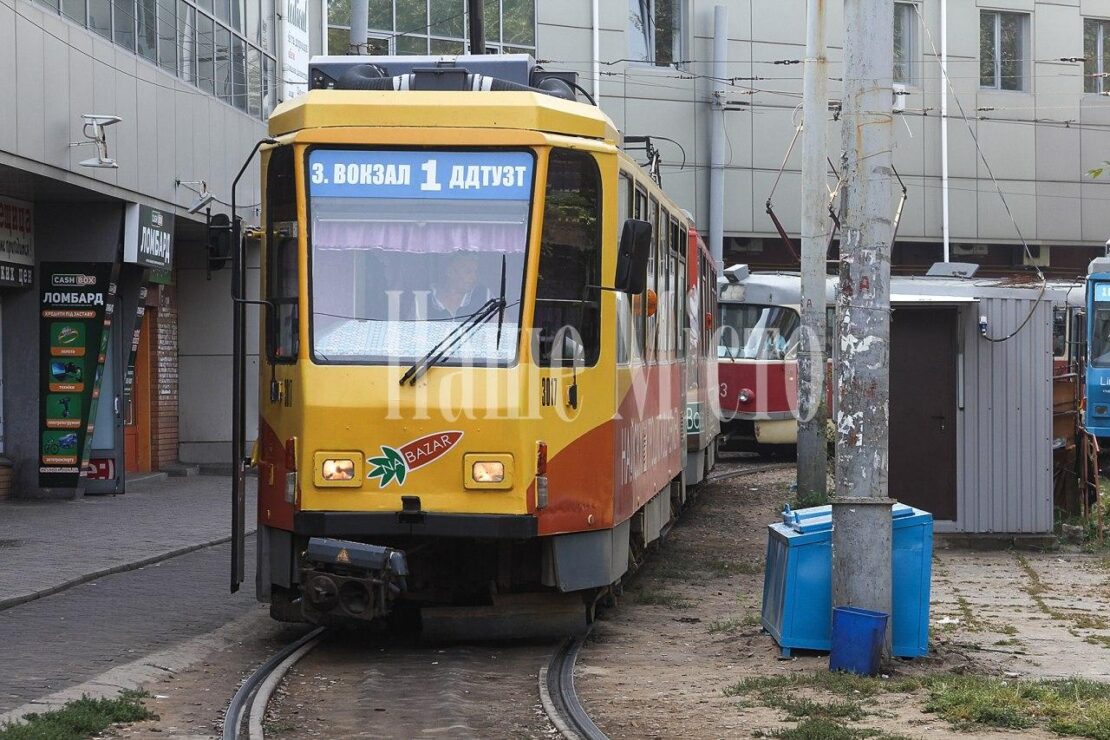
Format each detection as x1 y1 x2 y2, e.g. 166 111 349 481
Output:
457 258 479 285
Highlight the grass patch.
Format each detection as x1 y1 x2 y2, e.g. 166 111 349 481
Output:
1084 634 1110 649
630 587 692 609
755 718 907 740
727 671 1110 739
993 637 1022 646
707 613 761 634
1073 613 1110 630
0 690 154 740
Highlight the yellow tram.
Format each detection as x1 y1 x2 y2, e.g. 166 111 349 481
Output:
238 55 718 624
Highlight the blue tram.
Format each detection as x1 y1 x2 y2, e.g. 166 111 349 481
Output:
1086 258 1110 437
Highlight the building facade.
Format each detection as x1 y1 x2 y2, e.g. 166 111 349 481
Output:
0 0 326 496
529 0 1110 276
10 0 1110 494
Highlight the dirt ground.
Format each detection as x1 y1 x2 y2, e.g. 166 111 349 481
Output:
575 466 1110 739
109 466 1110 739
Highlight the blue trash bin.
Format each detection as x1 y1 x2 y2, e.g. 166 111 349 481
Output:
829 606 889 676
761 503 932 658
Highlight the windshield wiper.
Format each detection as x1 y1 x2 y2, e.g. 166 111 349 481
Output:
399 298 505 386
495 255 507 348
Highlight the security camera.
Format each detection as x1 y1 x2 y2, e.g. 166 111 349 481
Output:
187 192 216 214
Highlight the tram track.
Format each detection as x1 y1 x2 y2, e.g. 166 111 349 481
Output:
221 461 789 739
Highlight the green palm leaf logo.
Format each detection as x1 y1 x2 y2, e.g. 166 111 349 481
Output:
368 446 407 488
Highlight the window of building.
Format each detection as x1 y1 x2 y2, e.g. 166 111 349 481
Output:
326 0 536 57
34 0 279 120
114 0 138 50
980 10 1029 91
158 0 178 75
628 0 685 67
1085 19 1110 94
893 2 917 85
535 149 602 367
267 147 299 363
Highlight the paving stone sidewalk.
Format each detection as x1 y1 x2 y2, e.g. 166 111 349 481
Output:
0 475 257 609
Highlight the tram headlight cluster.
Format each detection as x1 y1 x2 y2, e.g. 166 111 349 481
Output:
463 453 514 490
312 452 363 487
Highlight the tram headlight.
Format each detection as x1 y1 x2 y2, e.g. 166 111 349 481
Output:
322 458 356 481
463 453 513 490
472 461 505 483
312 452 363 487
738 388 755 404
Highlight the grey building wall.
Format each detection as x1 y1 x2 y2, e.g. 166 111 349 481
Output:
536 0 1110 247
0 0 294 474
952 296 1054 534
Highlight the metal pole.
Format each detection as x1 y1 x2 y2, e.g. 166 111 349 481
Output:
940 0 950 262
591 0 601 103
797 0 829 501
467 0 485 54
349 0 369 54
708 5 728 273
832 0 895 653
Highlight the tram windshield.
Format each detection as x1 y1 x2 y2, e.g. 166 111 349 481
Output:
717 304 801 360
306 148 533 365
1091 305 1110 367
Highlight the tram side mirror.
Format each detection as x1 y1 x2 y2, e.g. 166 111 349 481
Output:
207 213 232 273
615 219 652 295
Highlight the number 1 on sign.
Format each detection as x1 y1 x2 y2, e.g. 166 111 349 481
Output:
420 160 442 191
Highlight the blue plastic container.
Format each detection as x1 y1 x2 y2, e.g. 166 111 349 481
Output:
829 606 889 676
760 503 933 658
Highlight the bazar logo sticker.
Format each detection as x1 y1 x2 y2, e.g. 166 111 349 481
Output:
368 431 463 488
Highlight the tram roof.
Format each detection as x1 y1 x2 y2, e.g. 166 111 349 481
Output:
719 270 1083 308
268 89 620 143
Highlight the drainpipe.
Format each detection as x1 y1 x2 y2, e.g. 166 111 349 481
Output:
941 0 950 261
349 0 368 54
709 5 728 272
592 0 601 103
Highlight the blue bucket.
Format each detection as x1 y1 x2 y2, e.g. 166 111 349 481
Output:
829 606 888 676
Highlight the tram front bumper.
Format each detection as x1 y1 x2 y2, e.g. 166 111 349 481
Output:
300 537 409 622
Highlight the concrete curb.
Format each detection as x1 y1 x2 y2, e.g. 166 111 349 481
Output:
0 530 257 612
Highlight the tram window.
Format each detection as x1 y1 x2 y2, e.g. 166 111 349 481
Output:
1053 307 1067 358
266 147 299 362
631 186 647 363
718 304 800 360
535 149 602 367
646 197 658 361
678 227 687 358
1091 305 1110 368
618 172 632 240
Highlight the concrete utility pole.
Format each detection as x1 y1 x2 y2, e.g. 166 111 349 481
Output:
796 0 829 501
468 0 486 55
832 0 895 651
708 5 728 273
349 0 369 53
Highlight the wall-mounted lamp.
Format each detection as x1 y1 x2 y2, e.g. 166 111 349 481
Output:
176 179 216 214
69 114 121 168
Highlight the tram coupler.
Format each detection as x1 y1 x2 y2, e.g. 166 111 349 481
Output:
299 537 408 622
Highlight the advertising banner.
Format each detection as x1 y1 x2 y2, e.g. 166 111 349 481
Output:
38 263 116 488
0 195 34 288
282 0 309 99
123 203 174 269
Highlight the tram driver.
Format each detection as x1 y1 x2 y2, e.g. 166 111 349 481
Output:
415 251 493 321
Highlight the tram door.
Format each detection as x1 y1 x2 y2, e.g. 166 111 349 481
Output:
889 307 958 520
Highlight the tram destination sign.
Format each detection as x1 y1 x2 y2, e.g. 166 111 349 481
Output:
123 203 175 270
0 195 33 288
308 150 534 201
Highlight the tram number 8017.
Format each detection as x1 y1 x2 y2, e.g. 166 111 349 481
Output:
541 377 559 407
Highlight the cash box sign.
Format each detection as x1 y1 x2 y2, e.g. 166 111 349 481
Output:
123 203 175 270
